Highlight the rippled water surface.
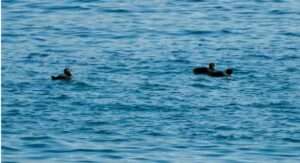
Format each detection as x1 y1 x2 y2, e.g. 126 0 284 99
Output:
3 0 300 162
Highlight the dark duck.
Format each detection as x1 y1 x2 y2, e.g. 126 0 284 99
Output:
51 68 72 80
193 63 233 77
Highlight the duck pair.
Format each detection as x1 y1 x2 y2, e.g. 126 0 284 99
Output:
52 63 232 81
193 63 233 77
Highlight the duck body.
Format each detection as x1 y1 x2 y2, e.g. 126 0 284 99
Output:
193 67 211 74
208 69 233 77
193 63 215 75
51 75 71 80
51 68 72 80
207 71 227 77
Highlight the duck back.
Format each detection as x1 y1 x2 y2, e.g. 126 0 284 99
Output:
208 71 226 77
51 75 71 80
193 67 210 74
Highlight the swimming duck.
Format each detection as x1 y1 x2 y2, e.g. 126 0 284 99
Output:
193 63 233 77
51 68 72 80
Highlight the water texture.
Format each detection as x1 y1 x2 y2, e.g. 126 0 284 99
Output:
2 0 300 162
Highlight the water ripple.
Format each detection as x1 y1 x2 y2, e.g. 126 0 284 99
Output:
3 0 300 162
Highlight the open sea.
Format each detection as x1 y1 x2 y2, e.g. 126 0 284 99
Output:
2 0 300 162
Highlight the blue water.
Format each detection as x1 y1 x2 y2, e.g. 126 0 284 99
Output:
2 0 300 162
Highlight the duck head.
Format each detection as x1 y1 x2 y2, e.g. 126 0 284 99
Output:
208 63 215 70
64 68 72 77
225 68 233 76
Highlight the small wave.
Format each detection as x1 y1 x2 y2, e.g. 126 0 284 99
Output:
184 29 237 36
102 154 123 159
220 29 237 34
44 148 119 154
276 55 300 61
72 81 97 89
24 143 48 148
282 32 300 38
51 94 70 100
184 30 214 35
45 6 90 11
282 137 300 143
215 47 240 51
247 54 273 60
2 145 20 152
33 37 47 42
139 130 168 137
85 120 110 126
214 125 235 131
45 48 74 53
101 8 131 13
184 0 206 2
272 0 286 3
2 33 26 38
191 83 210 88
21 136 52 141
269 9 289 15
27 52 49 58
285 67 298 72
5 109 21 116
93 129 115 135
72 0 98 2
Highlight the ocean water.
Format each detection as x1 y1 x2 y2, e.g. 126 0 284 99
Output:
2 0 300 162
